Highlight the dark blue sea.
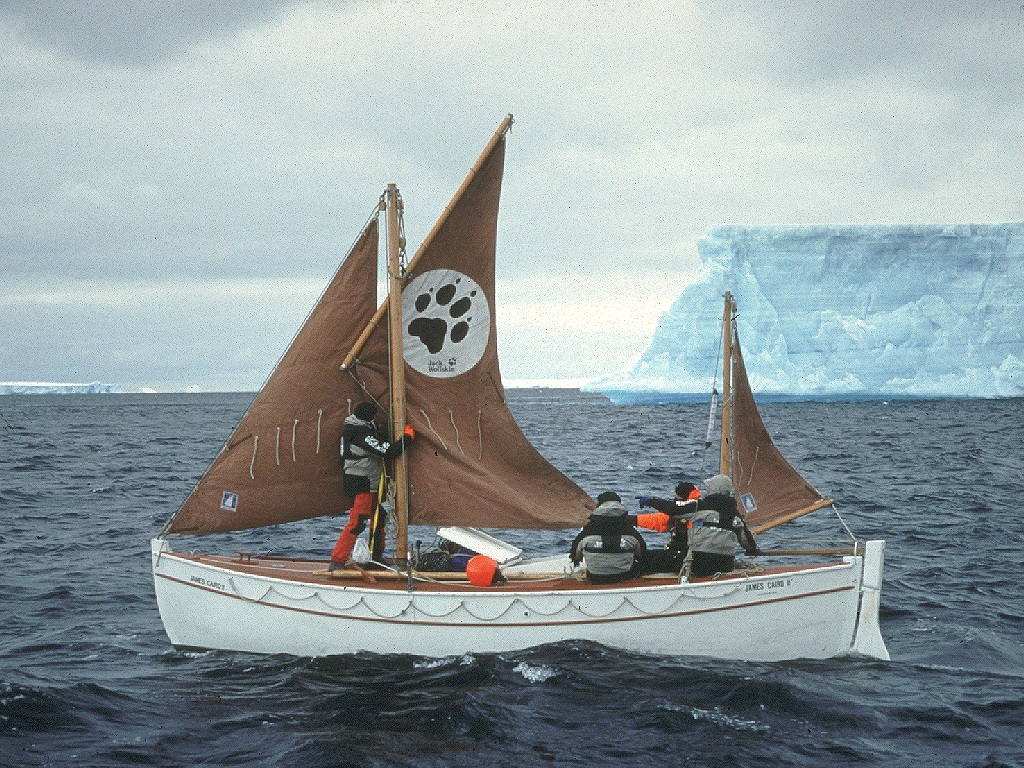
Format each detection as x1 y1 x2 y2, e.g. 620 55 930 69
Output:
2 390 1023 768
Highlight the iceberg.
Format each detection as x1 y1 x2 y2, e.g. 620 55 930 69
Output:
0 381 121 395
587 225 1024 402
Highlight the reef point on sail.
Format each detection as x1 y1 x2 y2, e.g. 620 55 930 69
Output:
587 224 1024 402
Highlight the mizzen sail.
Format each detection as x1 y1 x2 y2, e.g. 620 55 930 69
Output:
166 218 379 535
729 333 831 534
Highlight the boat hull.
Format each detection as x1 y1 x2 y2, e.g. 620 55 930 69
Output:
151 539 888 662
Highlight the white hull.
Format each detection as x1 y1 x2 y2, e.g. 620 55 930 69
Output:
151 538 888 662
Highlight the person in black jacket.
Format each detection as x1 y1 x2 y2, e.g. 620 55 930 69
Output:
330 402 413 567
634 481 701 574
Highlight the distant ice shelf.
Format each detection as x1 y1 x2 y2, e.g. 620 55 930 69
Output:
0 381 121 395
587 224 1024 402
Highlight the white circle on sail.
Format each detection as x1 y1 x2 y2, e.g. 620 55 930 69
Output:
402 269 490 378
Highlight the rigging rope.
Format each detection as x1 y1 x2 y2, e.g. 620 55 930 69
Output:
831 503 858 543
700 322 725 475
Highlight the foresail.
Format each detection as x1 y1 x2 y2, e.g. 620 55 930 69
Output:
166 218 379 535
730 336 831 534
350 121 595 529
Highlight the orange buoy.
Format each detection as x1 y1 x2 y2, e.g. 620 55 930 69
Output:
465 555 500 587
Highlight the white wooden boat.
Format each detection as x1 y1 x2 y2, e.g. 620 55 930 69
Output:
152 115 889 661
152 542 886 660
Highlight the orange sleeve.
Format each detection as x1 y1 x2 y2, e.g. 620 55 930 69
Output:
635 512 671 533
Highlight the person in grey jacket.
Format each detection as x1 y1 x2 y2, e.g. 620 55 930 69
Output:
569 492 646 583
683 474 755 579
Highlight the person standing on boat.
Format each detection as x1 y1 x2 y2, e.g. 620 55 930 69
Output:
632 481 702 573
331 401 414 568
569 492 646 583
680 474 756 579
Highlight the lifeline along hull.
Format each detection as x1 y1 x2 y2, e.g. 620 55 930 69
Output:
151 538 888 662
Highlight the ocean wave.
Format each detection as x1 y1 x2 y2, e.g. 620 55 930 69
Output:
0 681 136 738
1 393 1023 767
0 682 84 736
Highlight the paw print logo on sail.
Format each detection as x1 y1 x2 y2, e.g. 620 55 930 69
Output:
402 269 491 378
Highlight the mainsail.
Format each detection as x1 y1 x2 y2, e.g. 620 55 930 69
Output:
165 116 593 538
348 119 594 530
728 310 832 534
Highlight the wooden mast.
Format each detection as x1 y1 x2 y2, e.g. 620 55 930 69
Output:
720 292 734 476
384 184 410 563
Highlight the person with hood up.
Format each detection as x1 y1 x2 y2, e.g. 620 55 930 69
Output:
569 492 646 583
682 474 757 579
330 401 414 568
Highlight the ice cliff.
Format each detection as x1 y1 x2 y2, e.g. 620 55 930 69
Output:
0 382 120 395
588 225 1024 401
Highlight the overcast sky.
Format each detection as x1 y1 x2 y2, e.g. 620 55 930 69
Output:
3 0 1023 391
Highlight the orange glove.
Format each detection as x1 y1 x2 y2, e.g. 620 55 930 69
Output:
635 512 671 533
403 424 415 440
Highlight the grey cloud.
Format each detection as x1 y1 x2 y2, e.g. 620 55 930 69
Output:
726 0 1024 95
0 0 308 65
2 0 1023 390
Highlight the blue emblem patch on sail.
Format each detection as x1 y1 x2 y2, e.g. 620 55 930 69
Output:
220 492 239 512
740 493 757 515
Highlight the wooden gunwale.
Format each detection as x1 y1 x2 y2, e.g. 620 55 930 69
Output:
174 552 851 593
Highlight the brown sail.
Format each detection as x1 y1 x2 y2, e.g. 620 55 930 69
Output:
349 119 595 530
168 117 593 538
165 217 379 535
729 333 832 534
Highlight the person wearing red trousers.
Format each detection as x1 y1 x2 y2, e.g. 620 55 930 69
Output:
330 402 414 568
